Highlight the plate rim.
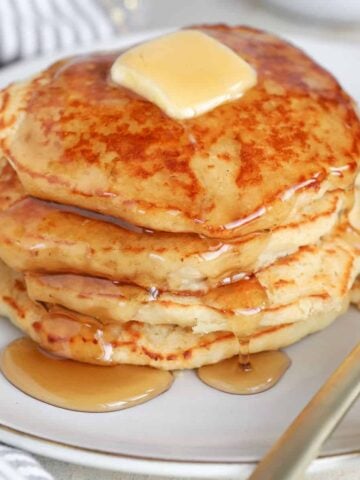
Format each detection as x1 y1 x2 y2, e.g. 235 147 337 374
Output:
1 423 360 478
0 423 254 478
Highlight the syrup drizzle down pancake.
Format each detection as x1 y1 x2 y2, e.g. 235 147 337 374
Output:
0 259 353 370
0 159 349 292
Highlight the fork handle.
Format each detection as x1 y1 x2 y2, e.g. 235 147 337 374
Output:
249 342 360 480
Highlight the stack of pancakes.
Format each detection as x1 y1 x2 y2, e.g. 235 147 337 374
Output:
0 25 359 369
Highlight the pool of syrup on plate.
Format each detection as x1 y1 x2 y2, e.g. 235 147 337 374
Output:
0 335 290 411
0 337 173 412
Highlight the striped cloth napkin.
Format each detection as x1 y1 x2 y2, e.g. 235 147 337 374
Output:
0 445 53 480
0 0 132 67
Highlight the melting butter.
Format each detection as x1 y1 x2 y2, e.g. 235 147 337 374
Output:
1 338 173 412
111 30 257 119
197 351 291 395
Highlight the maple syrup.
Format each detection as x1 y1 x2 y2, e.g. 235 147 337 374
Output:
1 338 173 412
197 350 291 395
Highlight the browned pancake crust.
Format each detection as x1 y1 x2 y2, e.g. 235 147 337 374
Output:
1 25 359 237
0 160 26 211
24 228 358 336
0 260 351 369
0 159 345 292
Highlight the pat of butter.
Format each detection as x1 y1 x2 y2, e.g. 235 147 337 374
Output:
110 30 257 119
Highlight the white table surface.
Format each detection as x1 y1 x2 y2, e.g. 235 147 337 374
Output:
5 1 360 478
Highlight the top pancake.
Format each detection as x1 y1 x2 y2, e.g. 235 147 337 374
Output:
1 25 359 238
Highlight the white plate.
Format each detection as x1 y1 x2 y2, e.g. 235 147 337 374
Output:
1 31 360 478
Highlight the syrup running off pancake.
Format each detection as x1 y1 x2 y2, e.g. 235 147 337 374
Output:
197 351 291 394
0 338 173 412
198 325 291 394
1 336 291 406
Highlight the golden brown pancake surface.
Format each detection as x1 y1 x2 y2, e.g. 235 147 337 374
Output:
1 25 359 238
24 225 359 336
0 159 347 292
0 259 353 369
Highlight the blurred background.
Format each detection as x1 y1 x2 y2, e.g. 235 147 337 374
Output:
0 0 360 69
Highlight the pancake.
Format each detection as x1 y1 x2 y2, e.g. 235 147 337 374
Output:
0 25 360 371
25 227 359 337
0 259 350 369
0 159 348 292
350 277 360 307
0 159 26 211
349 173 360 231
344 172 360 307
1 26 359 238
